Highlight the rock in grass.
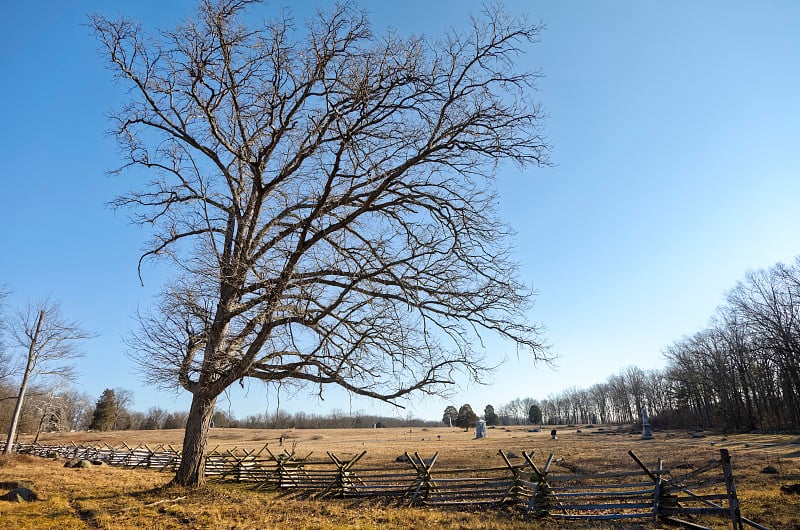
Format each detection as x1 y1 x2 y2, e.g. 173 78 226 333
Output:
1 487 38 502
780 483 800 494
64 459 93 469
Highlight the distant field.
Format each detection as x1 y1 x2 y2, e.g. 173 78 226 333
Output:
4 425 799 529
29 424 800 469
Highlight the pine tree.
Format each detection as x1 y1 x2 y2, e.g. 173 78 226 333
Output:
484 405 499 426
455 404 478 430
529 404 543 425
442 405 458 427
90 389 117 431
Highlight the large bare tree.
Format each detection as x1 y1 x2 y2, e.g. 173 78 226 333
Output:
3 299 93 454
92 0 549 486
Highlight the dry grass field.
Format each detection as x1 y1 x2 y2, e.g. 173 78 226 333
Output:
2 425 799 529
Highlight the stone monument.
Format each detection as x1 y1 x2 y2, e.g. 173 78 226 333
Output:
641 407 653 440
475 419 487 439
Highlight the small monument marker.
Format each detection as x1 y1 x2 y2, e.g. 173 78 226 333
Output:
640 407 653 440
475 419 487 439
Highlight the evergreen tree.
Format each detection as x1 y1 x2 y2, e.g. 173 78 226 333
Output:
163 412 188 430
90 389 117 431
455 404 478 430
442 405 458 427
529 403 543 425
484 405 499 426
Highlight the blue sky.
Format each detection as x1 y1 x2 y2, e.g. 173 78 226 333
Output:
2 1 799 422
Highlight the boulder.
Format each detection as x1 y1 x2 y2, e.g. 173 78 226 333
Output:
1 487 38 502
780 483 800 494
66 459 93 469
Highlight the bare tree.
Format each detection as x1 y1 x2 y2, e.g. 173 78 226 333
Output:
728 263 800 425
140 406 168 430
30 388 69 443
588 383 610 424
113 387 136 429
92 0 549 485
60 389 93 431
3 299 93 453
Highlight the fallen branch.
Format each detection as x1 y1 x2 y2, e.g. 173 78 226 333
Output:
144 496 187 507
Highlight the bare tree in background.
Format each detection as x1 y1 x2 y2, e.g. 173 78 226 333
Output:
3 299 93 454
30 388 68 443
92 0 549 486
113 387 136 429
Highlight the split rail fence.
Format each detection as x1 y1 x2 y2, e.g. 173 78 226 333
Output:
3 441 766 529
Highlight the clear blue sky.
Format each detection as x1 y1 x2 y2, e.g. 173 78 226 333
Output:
2 1 799 422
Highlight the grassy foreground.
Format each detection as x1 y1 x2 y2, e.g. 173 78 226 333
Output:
1 426 799 529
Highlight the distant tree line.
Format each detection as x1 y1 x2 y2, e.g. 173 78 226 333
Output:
2 383 438 436
486 258 800 433
1 383 439 436
0 290 439 438
661 258 800 431
211 409 437 430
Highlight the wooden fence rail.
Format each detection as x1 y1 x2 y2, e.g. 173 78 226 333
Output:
1 441 766 529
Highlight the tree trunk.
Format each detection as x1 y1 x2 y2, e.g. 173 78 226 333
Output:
33 412 47 444
3 310 44 454
172 392 216 486
3 376 31 454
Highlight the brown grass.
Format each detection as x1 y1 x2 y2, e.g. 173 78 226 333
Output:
2 426 799 529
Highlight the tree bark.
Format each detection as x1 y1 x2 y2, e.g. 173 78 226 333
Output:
172 391 216 486
33 412 47 444
3 310 44 454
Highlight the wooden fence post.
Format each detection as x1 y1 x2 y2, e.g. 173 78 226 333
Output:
497 449 526 505
652 458 663 520
317 451 367 498
523 452 558 518
720 449 744 530
406 452 439 506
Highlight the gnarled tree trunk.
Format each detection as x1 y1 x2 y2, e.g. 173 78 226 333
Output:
172 392 216 486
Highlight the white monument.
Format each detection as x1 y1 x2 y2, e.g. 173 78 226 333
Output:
641 407 653 440
475 420 487 439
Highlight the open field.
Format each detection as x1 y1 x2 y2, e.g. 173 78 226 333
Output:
2 425 799 529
